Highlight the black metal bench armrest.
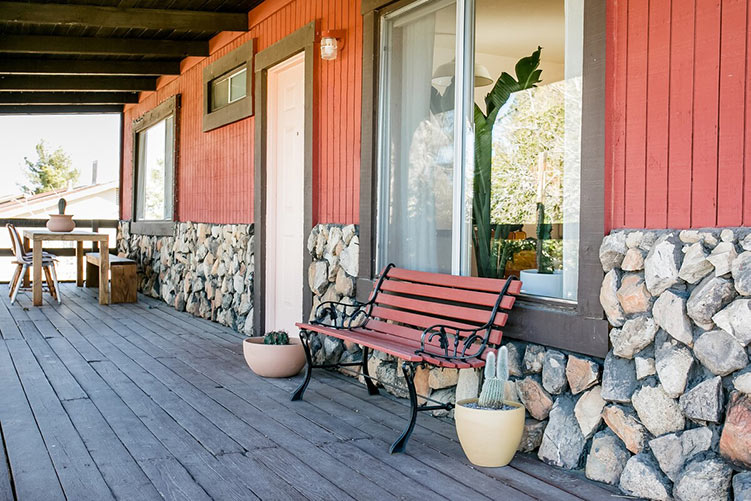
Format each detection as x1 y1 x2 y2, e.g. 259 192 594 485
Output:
311 299 372 329
415 324 491 363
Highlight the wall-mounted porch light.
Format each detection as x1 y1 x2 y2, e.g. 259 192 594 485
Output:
320 30 345 60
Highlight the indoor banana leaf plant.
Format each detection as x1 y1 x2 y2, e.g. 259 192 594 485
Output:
473 47 543 278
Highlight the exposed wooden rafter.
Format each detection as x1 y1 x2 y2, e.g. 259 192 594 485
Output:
0 35 209 57
0 92 139 104
0 75 157 91
0 2 249 32
0 104 123 114
0 58 181 76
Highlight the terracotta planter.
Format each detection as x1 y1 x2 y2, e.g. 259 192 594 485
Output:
46 214 75 232
454 398 525 467
243 337 306 378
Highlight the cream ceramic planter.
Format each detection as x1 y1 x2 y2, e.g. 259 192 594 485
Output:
46 214 75 232
454 398 525 467
243 337 306 378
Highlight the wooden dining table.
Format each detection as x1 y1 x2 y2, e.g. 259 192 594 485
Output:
23 229 110 306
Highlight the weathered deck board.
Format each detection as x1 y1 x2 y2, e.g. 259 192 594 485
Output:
0 422 15 501
0 284 623 501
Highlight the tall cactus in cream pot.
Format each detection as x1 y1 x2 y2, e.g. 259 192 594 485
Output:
454 346 525 467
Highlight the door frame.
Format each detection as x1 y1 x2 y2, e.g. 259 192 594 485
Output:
253 21 315 335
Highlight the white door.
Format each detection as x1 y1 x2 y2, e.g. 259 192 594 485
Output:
265 52 305 336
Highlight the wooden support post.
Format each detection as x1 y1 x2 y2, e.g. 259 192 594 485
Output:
22 235 30 287
76 241 84 287
98 240 109 305
32 240 42 306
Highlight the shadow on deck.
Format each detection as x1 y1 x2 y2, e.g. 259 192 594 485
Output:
0 284 621 500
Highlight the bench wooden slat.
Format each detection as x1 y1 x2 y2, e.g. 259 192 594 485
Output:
386 267 522 295
365 317 503 349
297 322 487 369
374 293 509 328
370 306 480 335
379 279 510 308
350 326 486 369
296 322 424 362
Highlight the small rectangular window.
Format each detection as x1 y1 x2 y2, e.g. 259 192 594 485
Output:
229 68 247 102
202 39 254 132
210 67 248 112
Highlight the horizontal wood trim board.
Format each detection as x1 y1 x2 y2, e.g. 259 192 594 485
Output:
0 58 181 76
0 92 138 104
0 35 209 57
0 219 118 228
0 1 248 31
254 22 315 71
0 105 123 114
0 75 157 91
128 221 175 236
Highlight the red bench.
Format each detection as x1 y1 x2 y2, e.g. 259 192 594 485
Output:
291 264 522 453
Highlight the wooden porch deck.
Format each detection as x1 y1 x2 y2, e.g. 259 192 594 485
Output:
0 284 620 501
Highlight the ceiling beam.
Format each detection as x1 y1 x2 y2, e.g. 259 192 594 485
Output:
0 35 209 57
0 105 123 114
0 2 248 32
0 58 181 76
0 75 156 91
0 92 139 104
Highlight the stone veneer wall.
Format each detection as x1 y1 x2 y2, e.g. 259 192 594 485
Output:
117 221 254 335
305 224 362 366
307 225 751 501
592 228 751 500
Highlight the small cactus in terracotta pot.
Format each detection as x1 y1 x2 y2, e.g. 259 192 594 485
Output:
243 330 305 378
47 198 75 232
454 345 525 467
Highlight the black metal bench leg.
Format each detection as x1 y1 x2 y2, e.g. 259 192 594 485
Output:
390 362 418 454
291 330 313 401
361 346 380 396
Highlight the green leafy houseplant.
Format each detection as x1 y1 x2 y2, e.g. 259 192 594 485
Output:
473 47 543 278
263 330 289 345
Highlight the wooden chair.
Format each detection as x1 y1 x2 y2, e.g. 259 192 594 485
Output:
6 224 61 305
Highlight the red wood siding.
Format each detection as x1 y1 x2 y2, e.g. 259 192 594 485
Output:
607 0 751 230
121 0 362 225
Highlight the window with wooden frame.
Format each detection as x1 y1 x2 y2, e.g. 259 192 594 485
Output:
203 39 254 131
359 0 607 357
131 95 179 236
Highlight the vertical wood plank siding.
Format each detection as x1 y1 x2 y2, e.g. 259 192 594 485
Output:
120 0 362 225
608 0 751 230
118 0 751 231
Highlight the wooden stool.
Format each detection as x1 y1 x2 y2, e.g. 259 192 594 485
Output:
86 252 137 303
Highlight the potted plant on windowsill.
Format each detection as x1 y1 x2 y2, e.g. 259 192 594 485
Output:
46 198 75 232
243 330 306 378
454 346 525 467
519 153 562 297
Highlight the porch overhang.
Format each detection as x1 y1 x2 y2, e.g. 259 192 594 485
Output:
0 0 263 114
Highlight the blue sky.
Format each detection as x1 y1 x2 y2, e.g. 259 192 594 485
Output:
0 114 121 197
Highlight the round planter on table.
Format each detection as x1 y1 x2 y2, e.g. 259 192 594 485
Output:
46 214 75 232
454 398 525 467
243 337 306 378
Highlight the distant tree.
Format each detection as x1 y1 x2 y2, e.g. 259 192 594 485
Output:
20 140 79 195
